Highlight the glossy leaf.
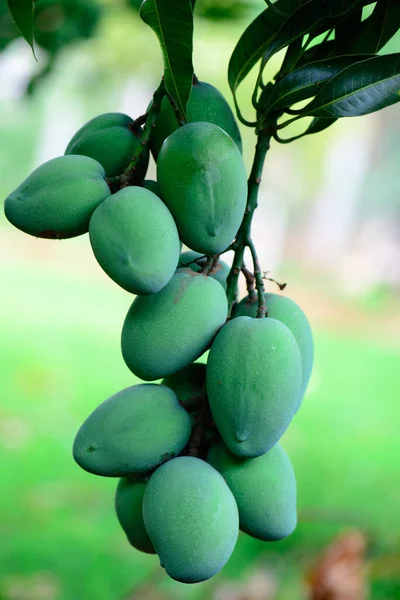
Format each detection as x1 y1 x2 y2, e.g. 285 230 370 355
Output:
259 0 376 73
228 0 288 94
276 116 337 143
305 53 400 118
6 0 35 56
140 0 194 120
335 9 363 53
265 54 373 112
352 0 400 54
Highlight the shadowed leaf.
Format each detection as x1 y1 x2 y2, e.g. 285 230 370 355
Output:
6 0 35 57
352 0 400 54
259 0 376 74
140 0 194 120
228 0 300 94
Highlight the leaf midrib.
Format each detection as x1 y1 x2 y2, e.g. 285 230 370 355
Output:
308 70 400 113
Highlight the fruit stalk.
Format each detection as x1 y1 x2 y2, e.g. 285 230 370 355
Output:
117 80 166 188
226 127 272 317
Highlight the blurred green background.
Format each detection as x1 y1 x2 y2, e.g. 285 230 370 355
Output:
1 1 400 599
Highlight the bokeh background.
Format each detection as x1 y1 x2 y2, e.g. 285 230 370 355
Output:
1 1 399 599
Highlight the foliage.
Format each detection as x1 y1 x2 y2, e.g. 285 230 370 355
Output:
2 0 399 587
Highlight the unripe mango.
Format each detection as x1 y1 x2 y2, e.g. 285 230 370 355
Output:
143 179 161 196
4 155 110 239
232 293 313 407
121 269 228 381
178 251 230 290
143 457 239 583
65 112 149 179
115 478 155 554
73 384 192 477
89 186 180 295
151 80 242 159
157 122 247 254
162 363 207 410
208 442 297 541
207 316 302 458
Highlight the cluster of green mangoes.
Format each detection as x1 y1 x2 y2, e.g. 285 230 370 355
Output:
4 79 313 584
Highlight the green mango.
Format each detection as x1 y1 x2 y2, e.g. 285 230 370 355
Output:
178 250 230 290
115 478 155 554
207 316 302 458
4 155 110 239
232 293 314 407
65 112 149 179
34 0 100 52
150 80 242 159
121 269 228 381
162 363 207 410
157 122 247 254
208 442 297 541
89 186 180 295
143 456 239 583
143 179 161 196
73 384 192 477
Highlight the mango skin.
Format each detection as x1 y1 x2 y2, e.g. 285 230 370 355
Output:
4 155 110 239
162 363 206 418
73 384 192 477
162 363 206 404
115 478 155 554
208 442 297 541
143 456 239 583
207 316 302 458
89 186 180 295
143 179 161 196
65 112 149 179
151 80 242 159
157 122 247 255
178 250 230 290
232 293 313 408
121 269 228 381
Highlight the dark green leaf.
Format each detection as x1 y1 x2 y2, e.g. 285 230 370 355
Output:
263 0 300 13
140 0 194 120
265 54 373 112
228 0 290 94
6 0 35 56
260 0 376 73
335 9 363 53
300 37 336 65
305 116 337 134
352 0 400 54
279 36 304 78
275 115 337 143
305 53 400 117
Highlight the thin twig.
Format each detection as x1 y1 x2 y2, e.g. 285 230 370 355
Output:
248 239 267 318
241 265 257 300
180 254 208 268
115 80 166 188
263 271 287 291
201 255 219 276
225 127 272 316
